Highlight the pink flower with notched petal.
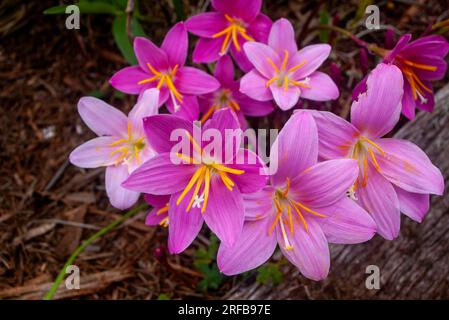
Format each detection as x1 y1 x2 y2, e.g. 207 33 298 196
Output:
217 112 376 280
240 18 339 111
308 63 444 240
109 22 220 121
122 109 268 253
186 0 272 71
69 89 160 210
198 55 274 127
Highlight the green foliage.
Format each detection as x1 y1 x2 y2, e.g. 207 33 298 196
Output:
319 9 330 43
193 235 224 292
256 263 283 285
43 0 146 64
172 0 185 21
157 293 170 300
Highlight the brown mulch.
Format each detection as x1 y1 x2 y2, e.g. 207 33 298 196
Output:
0 0 448 299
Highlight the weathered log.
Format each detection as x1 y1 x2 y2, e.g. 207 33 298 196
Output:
228 85 449 300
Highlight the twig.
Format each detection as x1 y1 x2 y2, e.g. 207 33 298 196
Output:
125 0 135 41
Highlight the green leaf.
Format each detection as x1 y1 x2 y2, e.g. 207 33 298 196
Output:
44 2 121 15
256 263 283 285
172 0 185 21
112 15 137 64
157 293 170 300
319 9 330 43
131 16 146 37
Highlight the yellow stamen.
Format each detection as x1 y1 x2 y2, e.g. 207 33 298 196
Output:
146 62 161 76
202 168 211 213
283 75 289 91
176 167 205 205
186 167 206 211
287 205 294 234
368 148 381 173
292 200 326 218
288 60 307 73
289 80 312 88
200 105 217 123
211 163 244 175
289 201 309 233
282 177 290 197
229 100 241 111
266 76 279 87
159 216 169 227
281 50 289 72
185 131 202 156
266 57 280 73
156 206 169 215
360 136 385 156
402 59 437 71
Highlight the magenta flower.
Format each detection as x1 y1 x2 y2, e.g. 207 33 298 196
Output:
309 63 444 240
122 109 267 253
144 194 170 228
69 89 159 209
240 18 339 110
217 112 376 280
185 0 272 71
109 22 220 120
198 55 274 126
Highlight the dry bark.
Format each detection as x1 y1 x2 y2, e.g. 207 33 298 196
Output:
228 85 449 300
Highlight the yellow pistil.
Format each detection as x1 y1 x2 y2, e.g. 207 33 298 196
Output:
265 50 310 91
212 14 254 54
109 121 145 166
137 62 183 104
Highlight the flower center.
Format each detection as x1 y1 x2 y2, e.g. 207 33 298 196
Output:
109 122 146 166
212 14 254 55
269 178 326 251
200 89 240 123
175 131 245 213
137 63 183 107
265 50 310 91
395 56 436 104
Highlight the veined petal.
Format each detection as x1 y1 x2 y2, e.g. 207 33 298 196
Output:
384 34 412 63
242 186 274 220
69 136 119 168
133 36 169 72
299 71 339 101
351 63 403 138
229 149 268 193
394 186 429 223
268 18 297 54
145 208 168 226
247 14 272 43
401 81 416 120
277 217 330 281
109 66 149 94
161 22 188 67
185 12 228 38
192 37 222 64
291 159 358 207
357 165 400 240
243 42 281 78
175 67 220 95
318 197 376 244
270 112 318 187
236 94 274 116
400 35 449 59
239 70 273 101
129 88 159 135
203 175 245 247
269 83 300 110
212 0 261 23
215 55 234 87
122 153 198 195
77 97 128 137
105 165 140 210
166 94 200 121
144 194 170 208
217 217 277 275
375 138 444 195
290 44 331 79
168 191 203 254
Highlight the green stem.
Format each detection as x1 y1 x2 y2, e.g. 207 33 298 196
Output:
43 203 148 300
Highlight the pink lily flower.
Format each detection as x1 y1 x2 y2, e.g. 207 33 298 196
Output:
240 18 339 111
122 109 267 253
109 22 220 120
308 63 444 240
69 89 159 210
185 0 272 71
217 112 376 280
144 194 170 228
198 55 274 126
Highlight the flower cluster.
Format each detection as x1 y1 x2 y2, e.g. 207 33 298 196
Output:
70 0 446 281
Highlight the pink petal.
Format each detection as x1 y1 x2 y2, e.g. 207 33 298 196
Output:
299 71 339 101
161 22 188 67
215 55 234 86
394 186 429 223
229 149 268 193
175 67 220 95
357 165 400 240
351 63 403 138
375 138 444 195
168 191 203 254
77 97 127 137
203 175 245 247
185 12 228 38
318 197 376 244
239 70 272 101
129 88 159 134
243 42 280 78
212 0 261 23
231 37 255 72
192 37 222 63
105 165 140 210
270 112 318 187
268 18 297 54
290 44 331 79
401 81 416 120
69 136 118 168
143 114 193 154
384 34 411 62
109 66 149 94
217 217 277 275
133 36 169 72
247 14 272 43
145 208 168 226
242 186 274 220
236 94 274 116
144 194 170 208
412 56 447 81
277 217 330 281
305 110 359 160
416 83 435 112
291 159 359 207
166 94 200 121
400 35 449 59
122 153 198 195
269 83 300 110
